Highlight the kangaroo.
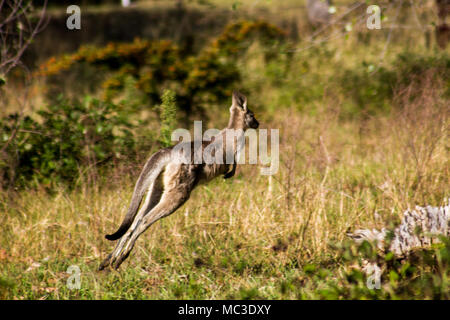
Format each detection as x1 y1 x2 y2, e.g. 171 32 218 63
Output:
436 0 450 49
99 91 259 270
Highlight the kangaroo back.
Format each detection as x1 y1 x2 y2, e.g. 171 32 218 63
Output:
105 149 172 240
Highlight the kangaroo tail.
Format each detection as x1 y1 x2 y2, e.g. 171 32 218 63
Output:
105 150 171 240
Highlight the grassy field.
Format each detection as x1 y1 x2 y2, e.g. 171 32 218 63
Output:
0 0 449 299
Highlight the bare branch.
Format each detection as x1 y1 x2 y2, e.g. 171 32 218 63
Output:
0 0 48 78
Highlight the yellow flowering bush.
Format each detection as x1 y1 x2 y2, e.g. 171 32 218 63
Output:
37 21 286 113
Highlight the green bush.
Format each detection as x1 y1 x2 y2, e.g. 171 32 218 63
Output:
0 97 135 189
337 52 450 117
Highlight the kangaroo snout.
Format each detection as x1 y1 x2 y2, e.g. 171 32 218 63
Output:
250 119 259 129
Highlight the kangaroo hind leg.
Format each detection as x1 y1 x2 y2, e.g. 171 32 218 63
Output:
99 173 164 270
108 165 195 270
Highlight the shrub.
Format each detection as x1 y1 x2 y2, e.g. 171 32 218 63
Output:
0 97 135 189
37 21 286 115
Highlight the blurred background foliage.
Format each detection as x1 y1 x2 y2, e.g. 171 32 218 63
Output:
37 21 286 114
1 1 449 190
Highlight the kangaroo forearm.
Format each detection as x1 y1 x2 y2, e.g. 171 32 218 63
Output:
223 163 236 179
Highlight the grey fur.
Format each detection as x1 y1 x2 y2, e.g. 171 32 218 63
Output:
105 149 172 240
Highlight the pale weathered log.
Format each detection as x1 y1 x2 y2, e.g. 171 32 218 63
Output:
348 200 449 257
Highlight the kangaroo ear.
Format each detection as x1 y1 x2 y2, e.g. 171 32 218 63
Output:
232 90 247 111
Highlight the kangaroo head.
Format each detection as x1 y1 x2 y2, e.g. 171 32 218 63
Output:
228 90 259 130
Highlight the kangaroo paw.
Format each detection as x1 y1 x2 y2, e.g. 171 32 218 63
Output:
98 253 113 271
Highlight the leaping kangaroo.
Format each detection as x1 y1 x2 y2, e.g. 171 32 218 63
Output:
99 91 259 270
